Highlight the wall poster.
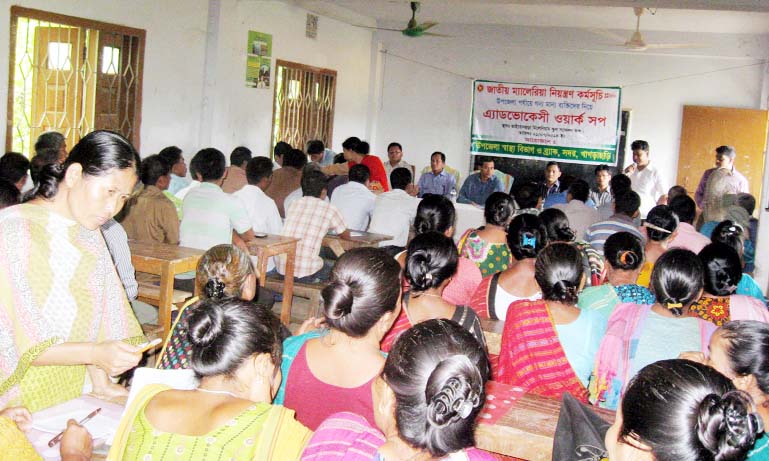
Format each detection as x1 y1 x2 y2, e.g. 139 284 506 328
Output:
246 30 272 89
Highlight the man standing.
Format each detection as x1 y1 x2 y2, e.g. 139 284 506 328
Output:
542 161 561 200
384 142 412 187
457 158 504 205
624 140 666 218
417 151 456 198
221 146 251 193
553 179 599 241
589 165 612 209
694 145 748 209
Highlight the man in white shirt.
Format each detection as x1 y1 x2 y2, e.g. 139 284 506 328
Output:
384 142 413 189
369 167 420 249
624 140 667 218
553 179 599 241
234 156 283 271
330 164 376 231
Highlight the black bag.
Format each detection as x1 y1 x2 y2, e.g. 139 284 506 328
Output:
552 393 610 461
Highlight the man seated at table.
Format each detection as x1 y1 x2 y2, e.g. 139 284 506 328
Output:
368 167 420 252
512 181 543 216
417 151 455 198
384 142 413 188
307 139 335 167
279 169 351 283
330 164 375 231
120 154 180 245
273 141 291 170
265 148 307 218
234 156 283 272
158 146 189 196
457 157 504 206
221 146 251 193
552 179 599 241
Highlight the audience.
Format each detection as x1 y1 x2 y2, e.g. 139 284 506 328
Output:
457 157 504 205
158 146 189 196
275 248 401 430
329 163 375 231
343 137 389 192
584 190 644 254
552 178 599 240
458 191 514 277
30 147 61 185
636 204 678 287
540 207 604 286
304 319 494 461
470 213 547 320
596 173 631 221
0 131 144 412
512 181 543 215
306 139 335 166
120 154 180 245
34 131 67 162
589 164 612 208
710 222 766 304
273 140 292 170
417 151 456 198
368 167 420 250
381 232 485 352
624 139 667 218
0 152 30 191
265 148 307 217
384 142 412 189
280 169 350 282
220 146 251 193
667 194 711 253
497 243 607 402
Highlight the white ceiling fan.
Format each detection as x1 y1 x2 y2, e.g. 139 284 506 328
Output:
590 7 703 51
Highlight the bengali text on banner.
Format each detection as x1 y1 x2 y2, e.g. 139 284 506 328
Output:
470 80 621 165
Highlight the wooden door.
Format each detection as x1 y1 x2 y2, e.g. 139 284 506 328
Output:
677 105 769 207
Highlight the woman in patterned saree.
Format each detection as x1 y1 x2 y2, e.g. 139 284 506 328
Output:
0 131 145 412
458 192 515 277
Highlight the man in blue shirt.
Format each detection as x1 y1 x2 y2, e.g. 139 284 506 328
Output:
457 157 504 205
418 151 456 197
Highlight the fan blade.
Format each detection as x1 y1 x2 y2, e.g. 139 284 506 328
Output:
421 32 452 37
418 21 438 31
645 43 706 49
586 28 628 44
352 24 405 32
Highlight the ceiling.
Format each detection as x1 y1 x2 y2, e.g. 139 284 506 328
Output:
290 0 769 35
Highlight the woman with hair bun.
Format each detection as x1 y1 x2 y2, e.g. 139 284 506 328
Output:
604 359 760 461
469 213 547 320
276 248 401 430
397 194 482 307
591 249 716 410
687 243 769 327
579 232 654 320
109 298 311 460
636 204 678 287
382 232 485 352
497 243 607 402
303 319 496 461
712 220 766 303
539 207 604 286
458 192 514 277
343 138 389 192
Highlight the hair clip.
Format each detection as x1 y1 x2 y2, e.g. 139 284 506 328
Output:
750 412 765 435
425 273 433 281
521 234 537 248
666 302 683 316
643 222 672 234
619 250 634 265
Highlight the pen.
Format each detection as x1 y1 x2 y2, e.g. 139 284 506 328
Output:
47 407 101 447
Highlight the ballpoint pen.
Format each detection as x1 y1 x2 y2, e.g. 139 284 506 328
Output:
47 407 101 447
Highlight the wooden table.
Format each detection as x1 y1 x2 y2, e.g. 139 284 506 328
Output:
128 241 204 339
246 234 300 325
475 386 615 460
322 230 393 257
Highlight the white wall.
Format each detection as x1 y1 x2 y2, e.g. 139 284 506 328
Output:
0 0 210 157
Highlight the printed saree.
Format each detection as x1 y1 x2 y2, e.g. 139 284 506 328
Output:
0 205 144 412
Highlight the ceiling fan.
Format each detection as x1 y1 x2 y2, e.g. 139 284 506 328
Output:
358 1 449 38
590 7 701 51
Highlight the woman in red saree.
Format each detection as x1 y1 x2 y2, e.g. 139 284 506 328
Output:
497 243 607 403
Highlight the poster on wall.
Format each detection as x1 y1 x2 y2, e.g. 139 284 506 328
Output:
470 80 621 165
246 30 272 89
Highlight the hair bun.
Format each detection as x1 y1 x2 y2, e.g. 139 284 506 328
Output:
697 390 759 458
559 225 576 242
322 279 354 320
618 250 639 269
205 278 226 299
425 356 483 428
187 301 226 348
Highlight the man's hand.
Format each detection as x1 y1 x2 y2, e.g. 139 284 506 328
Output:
405 184 419 197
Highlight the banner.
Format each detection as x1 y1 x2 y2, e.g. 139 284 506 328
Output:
470 80 621 165
246 30 272 89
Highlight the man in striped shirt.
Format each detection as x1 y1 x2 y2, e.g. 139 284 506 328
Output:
584 190 645 253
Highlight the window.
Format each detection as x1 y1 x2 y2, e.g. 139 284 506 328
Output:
7 6 145 156
271 60 336 154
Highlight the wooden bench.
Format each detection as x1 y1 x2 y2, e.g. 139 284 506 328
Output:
136 273 193 308
264 275 327 322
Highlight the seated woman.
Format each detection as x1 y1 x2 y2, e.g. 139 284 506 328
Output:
396 194 482 306
590 249 715 410
681 320 769 460
712 220 766 303
603 359 759 461
539 208 603 285
578 232 654 320
382 232 485 352
109 298 310 460
303 319 495 461
497 243 607 402
688 243 769 326
275 248 401 430
636 205 678 287
470 213 547 320
0 130 145 412
458 192 514 277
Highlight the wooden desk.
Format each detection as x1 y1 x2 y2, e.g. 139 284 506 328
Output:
476 386 614 460
322 231 393 257
128 241 204 339
481 318 503 355
247 234 300 325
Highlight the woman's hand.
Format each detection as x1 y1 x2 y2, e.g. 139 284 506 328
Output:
679 351 706 364
90 341 141 376
296 317 326 336
0 406 32 432
60 419 93 461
